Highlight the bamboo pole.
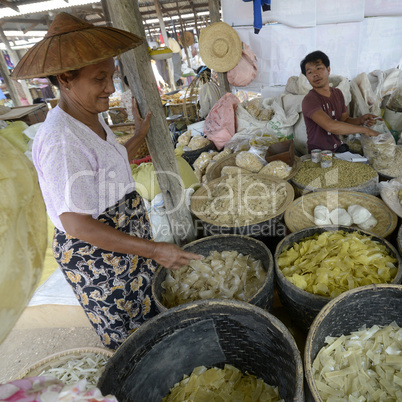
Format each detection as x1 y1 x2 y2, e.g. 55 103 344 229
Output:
153 0 176 90
208 0 231 96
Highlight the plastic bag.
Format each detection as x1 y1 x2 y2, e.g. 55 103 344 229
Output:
204 93 239 150
361 121 396 170
386 68 402 112
0 121 29 153
349 73 381 117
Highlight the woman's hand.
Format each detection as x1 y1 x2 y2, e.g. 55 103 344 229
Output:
152 242 202 270
132 97 152 139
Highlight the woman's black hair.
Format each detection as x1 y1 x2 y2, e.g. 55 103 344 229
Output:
48 75 60 88
196 65 211 84
47 69 80 88
300 51 330 76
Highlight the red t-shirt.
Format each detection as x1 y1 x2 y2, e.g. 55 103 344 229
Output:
302 87 347 153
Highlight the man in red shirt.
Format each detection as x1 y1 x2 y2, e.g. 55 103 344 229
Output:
301 51 380 153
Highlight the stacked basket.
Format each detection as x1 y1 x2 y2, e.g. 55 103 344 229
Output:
305 284 402 401
98 300 305 402
274 225 402 332
16 347 113 385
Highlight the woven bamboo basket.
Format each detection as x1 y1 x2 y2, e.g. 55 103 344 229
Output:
206 152 302 183
274 225 402 333
152 234 274 313
304 284 402 401
168 102 199 121
291 155 379 197
98 299 304 402
190 174 294 237
284 190 398 238
16 347 114 380
110 123 150 160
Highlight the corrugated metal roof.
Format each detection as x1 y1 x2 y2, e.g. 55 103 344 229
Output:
0 0 214 46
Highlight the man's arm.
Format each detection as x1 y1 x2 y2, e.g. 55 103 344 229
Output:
342 112 378 127
310 109 380 137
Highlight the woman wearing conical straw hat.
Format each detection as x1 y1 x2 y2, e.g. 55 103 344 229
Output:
12 12 200 350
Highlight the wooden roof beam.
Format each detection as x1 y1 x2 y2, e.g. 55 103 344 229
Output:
0 0 19 13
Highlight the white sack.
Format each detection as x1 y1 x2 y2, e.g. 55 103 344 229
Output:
236 96 298 139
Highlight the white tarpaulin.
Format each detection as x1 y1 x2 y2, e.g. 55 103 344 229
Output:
221 1 402 89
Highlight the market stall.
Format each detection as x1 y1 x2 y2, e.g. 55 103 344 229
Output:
0 0 402 400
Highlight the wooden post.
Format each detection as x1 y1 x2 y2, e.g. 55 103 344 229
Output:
153 0 176 90
105 0 195 245
208 0 231 96
0 27 33 104
0 49 21 106
176 1 191 69
192 5 200 40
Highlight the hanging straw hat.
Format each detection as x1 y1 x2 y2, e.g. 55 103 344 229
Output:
178 31 195 47
199 22 242 73
11 12 144 80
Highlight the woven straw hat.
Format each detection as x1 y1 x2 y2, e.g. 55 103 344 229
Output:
178 31 195 47
199 22 242 73
11 12 144 80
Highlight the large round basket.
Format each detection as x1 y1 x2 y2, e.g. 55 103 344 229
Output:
291 155 379 197
274 225 402 333
190 174 294 237
304 284 402 401
206 151 302 183
97 299 304 402
16 347 113 380
152 235 274 313
284 190 398 239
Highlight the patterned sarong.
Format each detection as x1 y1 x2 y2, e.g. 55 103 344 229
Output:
53 191 158 350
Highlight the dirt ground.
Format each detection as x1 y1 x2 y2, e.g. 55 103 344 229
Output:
0 304 107 384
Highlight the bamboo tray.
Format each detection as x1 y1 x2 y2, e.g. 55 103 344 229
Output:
284 190 398 238
191 174 294 236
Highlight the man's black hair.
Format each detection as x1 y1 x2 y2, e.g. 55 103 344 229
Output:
300 51 330 76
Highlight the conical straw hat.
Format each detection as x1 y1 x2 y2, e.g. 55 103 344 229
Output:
11 12 144 79
199 22 242 73
178 31 194 47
